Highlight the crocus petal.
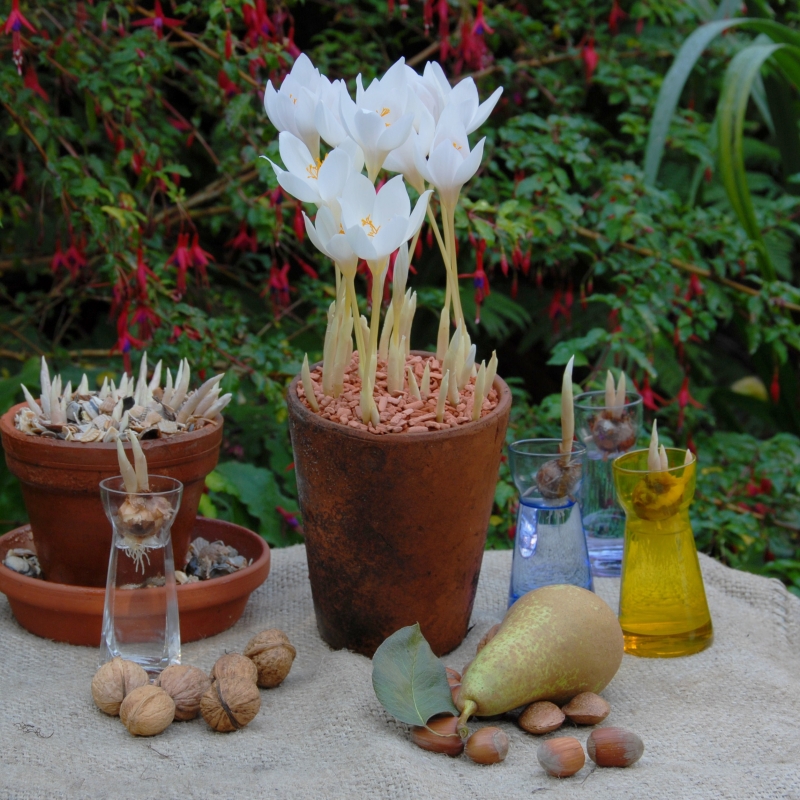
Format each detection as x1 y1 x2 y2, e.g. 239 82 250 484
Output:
467 87 503 134
454 137 485 186
327 235 358 274
339 172 376 230
315 102 347 147
371 215 409 257
344 224 379 261
338 137 365 174
448 78 479 124
276 170 321 204
317 147 352 206
303 212 332 259
373 175 411 226
314 205 341 241
376 112 414 153
406 190 433 239
278 131 316 177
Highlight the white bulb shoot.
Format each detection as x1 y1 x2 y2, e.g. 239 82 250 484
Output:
301 354 320 412
647 420 661 472
560 356 575 458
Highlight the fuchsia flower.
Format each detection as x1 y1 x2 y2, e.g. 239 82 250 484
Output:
189 233 214 284
227 222 258 252
581 37 599 83
770 367 780 404
4 0 36 75
608 0 627 35
224 29 233 60
459 239 490 324
472 1 494 36
243 0 273 47
267 263 291 310
64 236 88 278
217 69 240 98
634 374 667 412
674 376 703 429
11 157 25 193
167 232 191 293
131 0 183 40
51 240 69 275
135 246 157 295
23 65 48 101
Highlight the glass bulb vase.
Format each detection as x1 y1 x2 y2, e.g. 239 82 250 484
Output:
613 449 713 658
99 475 183 674
507 439 592 607
574 390 643 577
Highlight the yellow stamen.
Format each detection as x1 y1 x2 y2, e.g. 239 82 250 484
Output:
360 215 381 237
306 158 323 179
379 107 391 117
452 141 462 151
289 93 298 105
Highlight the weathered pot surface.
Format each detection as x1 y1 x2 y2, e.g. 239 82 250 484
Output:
0 517 270 646
0 403 223 587
287 357 512 657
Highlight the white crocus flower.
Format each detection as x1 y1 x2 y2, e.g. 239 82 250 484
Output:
415 109 485 210
265 132 351 208
315 79 350 148
303 206 358 277
263 53 326 158
340 59 415 182
383 105 435 194
340 173 432 262
417 61 503 133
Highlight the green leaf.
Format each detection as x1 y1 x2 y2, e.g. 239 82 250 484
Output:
372 623 458 727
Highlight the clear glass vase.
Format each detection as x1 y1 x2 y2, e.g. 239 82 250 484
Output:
574 390 643 577
613 449 713 658
507 439 592 607
99 475 183 674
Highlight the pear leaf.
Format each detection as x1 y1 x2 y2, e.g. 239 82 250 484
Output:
371 623 458 726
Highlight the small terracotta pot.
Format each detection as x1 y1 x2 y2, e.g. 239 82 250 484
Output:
0 404 222 587
287 361 512 657
0 518 270 646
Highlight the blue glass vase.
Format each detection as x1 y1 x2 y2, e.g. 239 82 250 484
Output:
507 439 592 607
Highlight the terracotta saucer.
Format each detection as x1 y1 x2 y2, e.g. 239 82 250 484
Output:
0 517 270 647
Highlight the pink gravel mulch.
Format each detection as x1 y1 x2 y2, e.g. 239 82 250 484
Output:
296 353 499 435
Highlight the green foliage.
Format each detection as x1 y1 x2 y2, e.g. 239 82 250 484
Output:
0 0 798 590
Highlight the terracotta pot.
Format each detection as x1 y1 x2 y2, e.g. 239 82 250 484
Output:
0 403 222 587
287 362 512 657
0 517 270 646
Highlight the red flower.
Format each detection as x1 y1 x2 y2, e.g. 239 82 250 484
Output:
131 0 183 39
224 29 233 60
770 366 780 404
227 222 258 252
674 375 703 429
11 156 25 193
135 246 157 294
459 239 490 324
472 0 494 35
189 234 214 284
64 236 88 279
131 150 145 176
298 259 318 280
633 374 667 413
608 0 627 35
217 69 240 98
437 0 450 60
267 263 291 310
243 0 273 47
293 202 305 242
4 0 36 75
581 37 599 83
499 249 509 277
23 65 48 101
167 232 191 294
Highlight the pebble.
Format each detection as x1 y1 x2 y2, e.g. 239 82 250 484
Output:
296 353 501 437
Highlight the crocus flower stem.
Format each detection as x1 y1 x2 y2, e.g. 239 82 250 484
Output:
442 202 465 329
345 275 367 372
560 356 575 465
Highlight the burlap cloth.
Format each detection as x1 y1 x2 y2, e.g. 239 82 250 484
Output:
2 546 799 799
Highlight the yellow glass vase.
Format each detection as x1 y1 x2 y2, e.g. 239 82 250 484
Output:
612 448 713 658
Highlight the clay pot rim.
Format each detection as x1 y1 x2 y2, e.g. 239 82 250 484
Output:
0 519 270 613
287 351 512 445
0 403 223 467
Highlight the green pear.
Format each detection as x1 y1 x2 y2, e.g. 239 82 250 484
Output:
456 585 623 736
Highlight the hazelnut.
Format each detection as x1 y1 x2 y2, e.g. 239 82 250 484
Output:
411 716 464 756
201 677 261 732
518 701 565 735
587 727 644 767
156 665 212 721
476 623 500 654
445 667 461 705
119 685 175 736
537 737 585 777
562 692 611 725
465 727 509 765
243 630 296 688
91 658 149 716
210 652 258 684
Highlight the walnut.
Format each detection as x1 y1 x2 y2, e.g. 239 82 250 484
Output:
210 652 258 684
243 630 296 688
156 664 212 721
119 685 175 736
201 678 261 732
91 658 149 716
